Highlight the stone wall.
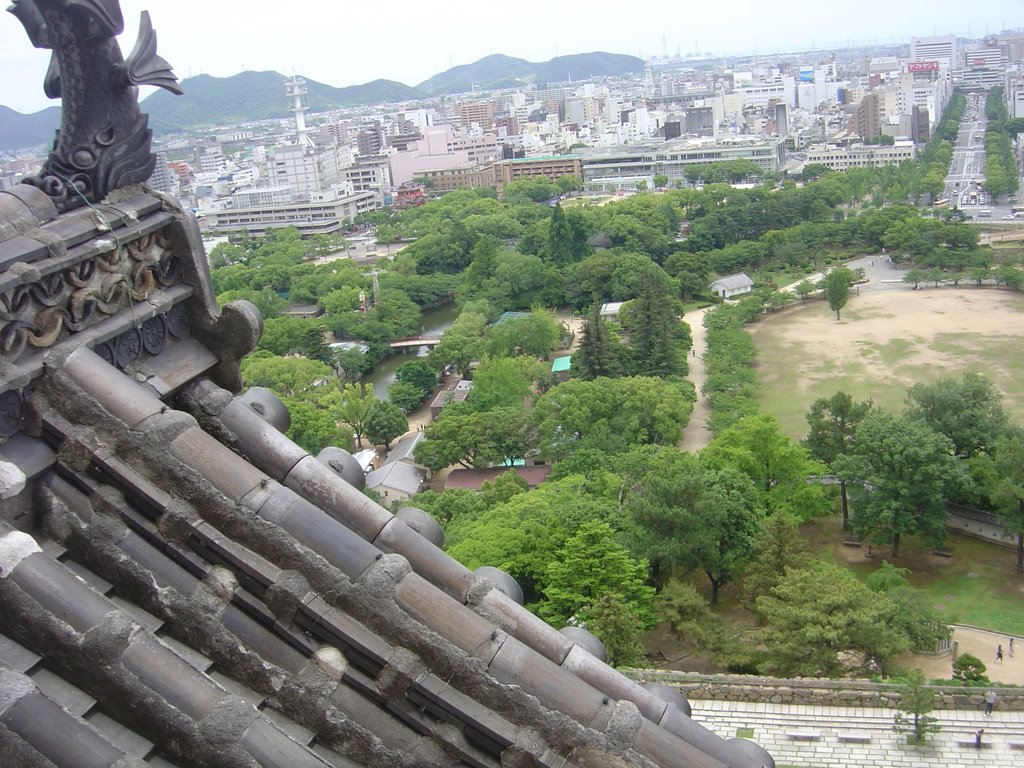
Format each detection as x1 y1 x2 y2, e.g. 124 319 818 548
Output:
627 670 1024 711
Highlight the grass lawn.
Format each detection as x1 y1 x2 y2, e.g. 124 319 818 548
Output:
805 515 1024 636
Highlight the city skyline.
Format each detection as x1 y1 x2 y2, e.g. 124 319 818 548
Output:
1 0 1021 114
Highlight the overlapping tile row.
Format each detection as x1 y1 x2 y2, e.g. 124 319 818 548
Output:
0 185 774 767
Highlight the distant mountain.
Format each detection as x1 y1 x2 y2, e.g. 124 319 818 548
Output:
141 71 424 134
416 51 645 95
0 104 59 152
415 54 536 96
534 52 645 84
1 50 647 145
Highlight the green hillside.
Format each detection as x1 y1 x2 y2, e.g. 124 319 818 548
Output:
0 105 60 152
141 71 424 134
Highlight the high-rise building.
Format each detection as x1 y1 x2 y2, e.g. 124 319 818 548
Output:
849 92 882 140
910 35 957 69
456 100 495 130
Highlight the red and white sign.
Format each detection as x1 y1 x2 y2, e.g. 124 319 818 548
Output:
908 61 939 72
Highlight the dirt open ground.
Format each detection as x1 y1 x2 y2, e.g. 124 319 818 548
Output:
749 288 1024 437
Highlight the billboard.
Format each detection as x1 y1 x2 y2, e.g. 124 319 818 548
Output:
908 61 939 72
799 67 815 83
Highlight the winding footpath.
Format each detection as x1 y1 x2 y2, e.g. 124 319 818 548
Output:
678 305 714 452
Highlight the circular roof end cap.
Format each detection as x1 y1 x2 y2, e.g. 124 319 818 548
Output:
643 682 692 717
316 447 366 490
395 507 445 548
559 626 607 663
726 738 776 768
239 387 291 433
474 565 524 605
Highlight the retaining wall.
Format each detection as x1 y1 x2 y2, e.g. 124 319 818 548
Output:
626 670 1024 711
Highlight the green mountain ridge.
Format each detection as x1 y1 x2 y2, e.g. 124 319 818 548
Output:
0 104 60 153
1 51 645 148
415 51 644 95
140 71 424 134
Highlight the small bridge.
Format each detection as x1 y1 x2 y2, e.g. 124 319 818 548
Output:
389 337 441 349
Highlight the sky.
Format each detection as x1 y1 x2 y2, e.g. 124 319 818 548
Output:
1 0 1021 114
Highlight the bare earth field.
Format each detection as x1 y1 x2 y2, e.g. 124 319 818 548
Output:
750 289 1024 438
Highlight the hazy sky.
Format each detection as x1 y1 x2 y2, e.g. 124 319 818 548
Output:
1 0 1021 113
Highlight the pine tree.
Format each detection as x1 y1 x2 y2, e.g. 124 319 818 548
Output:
544 203 575 267
628 270 687 378
573 303 622 380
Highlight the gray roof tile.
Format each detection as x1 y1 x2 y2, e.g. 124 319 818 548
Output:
29 667 97 717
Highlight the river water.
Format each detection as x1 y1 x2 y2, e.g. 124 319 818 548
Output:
359 303 459 400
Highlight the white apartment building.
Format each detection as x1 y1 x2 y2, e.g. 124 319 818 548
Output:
803 141 917 171
736 78 797 109
580 136 785 191
269 141 353 196
204 188 379 239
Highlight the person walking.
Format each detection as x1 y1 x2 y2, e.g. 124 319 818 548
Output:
984 689 997 716
975 728 984 749
1010 637 1015 658
996 645 1004 664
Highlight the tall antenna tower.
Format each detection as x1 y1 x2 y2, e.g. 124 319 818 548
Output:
363 267 388 306
286 75 316 149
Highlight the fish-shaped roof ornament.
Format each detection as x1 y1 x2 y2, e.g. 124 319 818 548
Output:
9 1 183 211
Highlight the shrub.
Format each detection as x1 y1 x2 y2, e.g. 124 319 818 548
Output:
951 653 989 685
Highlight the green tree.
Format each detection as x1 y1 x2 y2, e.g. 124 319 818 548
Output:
478 470 529 508
365 400 408 450
333 347 371 381
471 356 538 412
824 267 853 320
756 561 910 677
837 412 957 557
428 310 487 375
587 594 647 668
794 279 818 302
416 404 530 471
626 269 688 377
742 513 811 610
653 174 669 190
395 360 439 397
283 396 352 455
626 454 762 603
865 561 949 655
572 303 625 380
988 432 1024 573
539 520 656 629
338 383 378 447
655 580 720 648
702 414 830 520
241 354 334 397
485 312 561 358
950 653 989 685
388 380 426 413
892 670 941 745
804 391 873 529
544 202 576 267
904 267 926 289
533 377 694 459
905 371 1007 459
445 476 620 603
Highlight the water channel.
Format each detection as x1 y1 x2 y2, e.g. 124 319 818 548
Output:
358 303 459 400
